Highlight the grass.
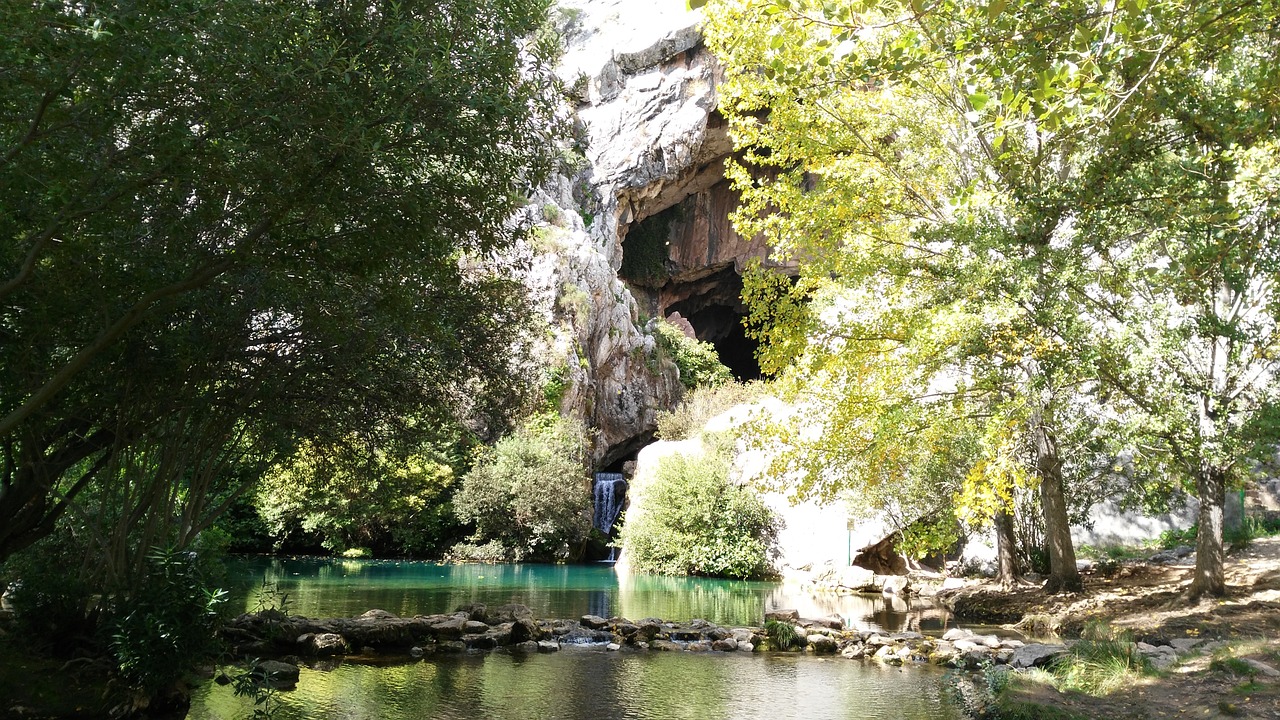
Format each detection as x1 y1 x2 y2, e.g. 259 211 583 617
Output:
1045 624 1152 696
763 619 803 651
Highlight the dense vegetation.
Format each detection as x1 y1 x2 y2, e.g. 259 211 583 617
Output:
703 0 1280 598
0 0 560 705
619 439 780 580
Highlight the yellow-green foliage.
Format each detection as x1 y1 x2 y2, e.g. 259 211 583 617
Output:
656 381 767 441
653 319 732 391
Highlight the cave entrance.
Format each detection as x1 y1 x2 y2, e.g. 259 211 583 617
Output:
663 267 762 382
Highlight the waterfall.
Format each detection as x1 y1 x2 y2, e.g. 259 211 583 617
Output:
592 472 628 536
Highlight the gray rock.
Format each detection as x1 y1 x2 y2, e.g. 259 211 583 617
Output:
536 640 560 653
880 575 910 595
581 614 609 630
711 638 738 652
251 660 300 689
1010 643 1069 669
409 645 426 658
942 628 974 642
807 634 839 654
359 609 397 620
813 615 845 630
308 632 347 656
463 620 489 634
841 644 865 659
438 641 466 653
739 642 754 653
512 640 540 653
606 642 621 651
1244 659 1280 678
1169 638 1204 653
765 609 800 622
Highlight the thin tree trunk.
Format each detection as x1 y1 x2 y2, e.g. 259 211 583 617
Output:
1034 413 1081 593
994 509 1020 589
1188 464 1227 599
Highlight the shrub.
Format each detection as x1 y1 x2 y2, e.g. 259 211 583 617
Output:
1045 622 1151 696
103 547 227 699
656 381 767 440
451 414 592 561
618 447 779 579
654 320 732 391
763 619 803 650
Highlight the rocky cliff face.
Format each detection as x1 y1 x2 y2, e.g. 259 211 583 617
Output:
522 0 782 465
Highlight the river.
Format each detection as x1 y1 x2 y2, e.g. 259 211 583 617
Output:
185 556 967 719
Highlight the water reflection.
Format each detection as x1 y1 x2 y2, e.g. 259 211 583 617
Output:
225 556 953 631
188 650 962 720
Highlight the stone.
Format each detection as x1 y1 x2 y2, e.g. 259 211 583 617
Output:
308 632 347 656
510 617 542 643
651 640 683 652
359 609 397 620
512 641 540 654
941 577 967 591
942 628 974 642
880 575 910 595
606 643 621 651
409 646 426 658
581 614 610 630
841 644 865 659
438 641 466 653
687 641 711 652
739 642 754 653
807 635 838 654
835 566 877 591
1243 659 1280 678
488 604 535 624
457 603 487 622
765 610 800 623
814 609 844 627
1010 643 1069 669
711 638 738 652
251 660 300 689
1000 640 1025 650
430 617 466 640
866 634 893 647
953 639 982 653
463 634 498 650
1169 638 1204 653
463 621 490 634
706 626 732 641
536 640 560 653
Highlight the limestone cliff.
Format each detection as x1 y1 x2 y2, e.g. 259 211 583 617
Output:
522 0 782 465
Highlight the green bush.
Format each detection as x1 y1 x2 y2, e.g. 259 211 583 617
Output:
451 414 592 562
654 320 732 391
619 447 779 579
103 547 227 698
656 381 767 440
763 619 803 650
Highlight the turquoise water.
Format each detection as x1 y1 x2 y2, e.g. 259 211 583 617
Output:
223 556 950 630
189 647 963 720
189 557 965 720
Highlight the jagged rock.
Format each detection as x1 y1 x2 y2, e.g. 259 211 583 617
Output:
813 615 845 630
712 638 738 652
463 620 490 634
537 640 561 653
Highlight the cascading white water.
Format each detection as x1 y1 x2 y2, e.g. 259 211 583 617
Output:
592 472 628 539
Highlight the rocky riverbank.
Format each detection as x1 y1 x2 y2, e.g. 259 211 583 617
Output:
221 603 1074 687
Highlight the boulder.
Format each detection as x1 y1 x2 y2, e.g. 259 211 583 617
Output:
807 635 839 654
712 638 738 652
463 620 489 634
308 632 347 656
1010 643 1069 669
536 640 560 653
765 610 800 623
251 660 300 689
359 609 397 620
880 575 910 595
581 614 610 630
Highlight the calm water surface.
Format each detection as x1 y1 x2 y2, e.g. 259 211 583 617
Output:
188 648 963 720
222 556 951 631
190 557 966 720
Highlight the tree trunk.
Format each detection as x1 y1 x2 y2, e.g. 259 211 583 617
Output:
994 509 1020 589
1188 464 1227 599
1034 411 1081 594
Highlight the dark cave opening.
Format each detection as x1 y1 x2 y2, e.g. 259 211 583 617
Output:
664 270 762 382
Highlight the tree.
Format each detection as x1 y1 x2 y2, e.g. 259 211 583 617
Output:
452 414 594 562
703 0 1279 597
0 0 560 566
